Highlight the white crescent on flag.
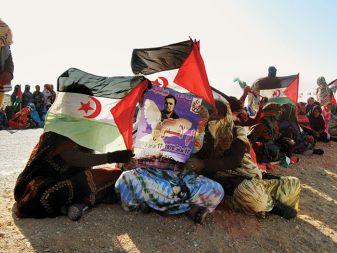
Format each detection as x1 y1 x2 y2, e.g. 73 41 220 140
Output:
260 87 287 98
146 69 190 94
49 92 118 124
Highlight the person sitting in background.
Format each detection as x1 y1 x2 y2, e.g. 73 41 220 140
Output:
10 85 21 109
43 84 55 110
305 97 318 114
22 84 33 108
307 105 329 142
33 85 45 117
184 100 300 219
278 103 322 155
0 19 14 106
297 102 308 124
8 104 34 129
27 102 44 128
248 103 295 164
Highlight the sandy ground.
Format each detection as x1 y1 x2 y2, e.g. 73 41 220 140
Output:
0 129 337 253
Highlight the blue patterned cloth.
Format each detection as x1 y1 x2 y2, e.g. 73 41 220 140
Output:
115 168 224 214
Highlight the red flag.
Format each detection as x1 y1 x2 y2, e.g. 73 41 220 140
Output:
131 40 215 109
331 94 337 106
174 42 215 108
110 80 148 149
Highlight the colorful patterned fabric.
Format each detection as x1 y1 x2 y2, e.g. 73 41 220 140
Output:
196 101 301 217
115 168 224 214
14 132 122 218
226 176 300 218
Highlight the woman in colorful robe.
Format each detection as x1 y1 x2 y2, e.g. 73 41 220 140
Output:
14 131 133 220
278 103 317 154
8 105 33 129
184 100 300 219
115 106 224 224
248 103 294 163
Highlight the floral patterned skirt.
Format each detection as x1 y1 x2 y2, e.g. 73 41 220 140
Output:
115 168 224 214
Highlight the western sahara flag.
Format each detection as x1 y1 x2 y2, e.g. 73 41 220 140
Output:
131 40 216 109
328 79 337 105
44 68 149 153
255 74 299 104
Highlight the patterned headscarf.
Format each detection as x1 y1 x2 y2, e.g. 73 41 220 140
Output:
317 76 327 86
0 19 13 47
209 101 262 179
260 102 282 118
208 100 234 157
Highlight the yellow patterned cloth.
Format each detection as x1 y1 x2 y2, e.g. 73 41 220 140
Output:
207 101 300 218
226 176 300 218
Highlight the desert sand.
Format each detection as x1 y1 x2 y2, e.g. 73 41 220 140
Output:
0 129 336 253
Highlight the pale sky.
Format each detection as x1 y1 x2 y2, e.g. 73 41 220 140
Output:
2 0 336 97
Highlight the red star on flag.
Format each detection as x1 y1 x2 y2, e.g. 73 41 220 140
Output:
78 101 94 114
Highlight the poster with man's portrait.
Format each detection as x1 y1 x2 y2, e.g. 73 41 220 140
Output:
134 86 202 169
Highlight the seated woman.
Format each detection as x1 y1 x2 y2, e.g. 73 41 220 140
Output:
8 104 34 129
297 102 311 129
14 131 133 220
184 100 300 219
278 103 321 155
14 83 135 220
115 106 224 224
27 102 44 128
307 105 329 142
248 103 294 163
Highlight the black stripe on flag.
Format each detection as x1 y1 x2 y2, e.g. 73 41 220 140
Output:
57 68 146 99
131 40 193 75
254 74 298 90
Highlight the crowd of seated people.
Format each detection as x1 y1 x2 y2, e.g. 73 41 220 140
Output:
11 74 337 224
0 84 55 130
